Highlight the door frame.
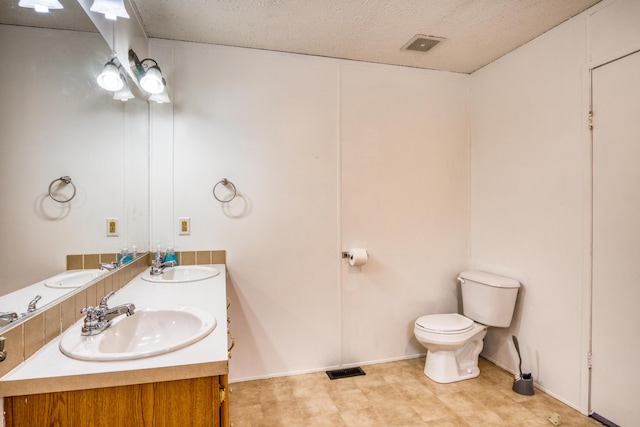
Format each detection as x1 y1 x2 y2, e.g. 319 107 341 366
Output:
582 45 640 416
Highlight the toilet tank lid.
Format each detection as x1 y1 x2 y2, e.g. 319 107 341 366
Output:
459 271 520 288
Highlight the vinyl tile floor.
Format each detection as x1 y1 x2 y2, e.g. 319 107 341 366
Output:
229 357 603 426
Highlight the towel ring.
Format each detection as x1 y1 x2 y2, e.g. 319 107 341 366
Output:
48 176 76 203
213 178 237 203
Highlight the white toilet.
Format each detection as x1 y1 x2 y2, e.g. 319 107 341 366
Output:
414 271 520 383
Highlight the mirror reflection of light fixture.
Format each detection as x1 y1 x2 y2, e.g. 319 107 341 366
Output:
18 0 63 13
149 87 170 104
97 59 124 92
113 76 135 101
90 0 129 21
129 49 171 103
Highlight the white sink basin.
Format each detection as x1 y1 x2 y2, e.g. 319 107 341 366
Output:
141 265 220 283
59 307 217 361
44 269 106 289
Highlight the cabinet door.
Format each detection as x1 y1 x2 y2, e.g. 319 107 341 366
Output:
4 377 221 427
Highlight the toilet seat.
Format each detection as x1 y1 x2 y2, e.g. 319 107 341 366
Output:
415 313 473 334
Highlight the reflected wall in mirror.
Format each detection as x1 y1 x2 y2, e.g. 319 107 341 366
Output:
0 20 149 321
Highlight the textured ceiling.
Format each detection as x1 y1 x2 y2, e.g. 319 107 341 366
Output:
0 0 602 74
132 0 601 73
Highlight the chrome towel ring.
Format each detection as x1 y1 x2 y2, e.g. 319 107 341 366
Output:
213 178 237 203
48 176 76 203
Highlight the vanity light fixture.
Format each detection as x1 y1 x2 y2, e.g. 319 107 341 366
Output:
97 59 124 92
113 76 135 101
129 49 171 103
89 0 129 21
18 0 63 13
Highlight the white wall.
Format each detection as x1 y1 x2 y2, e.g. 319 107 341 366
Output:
150 42 343 379
149 40 470 381
340 63 469 364
469 0 640 412
0 25 147 295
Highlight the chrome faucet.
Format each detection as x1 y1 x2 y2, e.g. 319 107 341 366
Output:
99 261 118 271
150 258 176 276
81 291 135 336
0 312 18 327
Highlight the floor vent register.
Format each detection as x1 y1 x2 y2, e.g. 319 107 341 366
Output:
325 367 366 380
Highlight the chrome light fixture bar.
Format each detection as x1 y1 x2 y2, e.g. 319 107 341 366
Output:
18 0 63 13
129 49 171 103
90 0 129 21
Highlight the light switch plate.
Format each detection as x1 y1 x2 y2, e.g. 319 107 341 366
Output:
106 218 119 237
179 217 190 235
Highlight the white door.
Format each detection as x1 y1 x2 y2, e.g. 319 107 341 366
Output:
591 50 640 426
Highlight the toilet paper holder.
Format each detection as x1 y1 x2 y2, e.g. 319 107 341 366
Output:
341 251 367 258
341 249 369 267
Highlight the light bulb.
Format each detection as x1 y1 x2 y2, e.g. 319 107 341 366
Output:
140 66 164 94
97 61 124 92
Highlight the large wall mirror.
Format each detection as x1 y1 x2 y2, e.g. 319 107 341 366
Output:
0 2 149 328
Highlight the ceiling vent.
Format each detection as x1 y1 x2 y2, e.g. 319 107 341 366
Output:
402 35 445 53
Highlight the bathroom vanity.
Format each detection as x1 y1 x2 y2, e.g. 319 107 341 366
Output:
0 263 229 427
4 375 228 426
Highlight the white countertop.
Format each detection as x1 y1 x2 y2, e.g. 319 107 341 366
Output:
0 264 228 396
0 270 105 317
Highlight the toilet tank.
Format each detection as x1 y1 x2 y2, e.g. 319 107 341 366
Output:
459 271 520 327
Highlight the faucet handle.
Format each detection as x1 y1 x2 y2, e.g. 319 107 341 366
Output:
99 291 115 310
81 306 100 324
27 295 42 313
80 307 101 335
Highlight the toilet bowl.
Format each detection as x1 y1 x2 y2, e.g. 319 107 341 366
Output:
414 271 520 384
414 313 487 383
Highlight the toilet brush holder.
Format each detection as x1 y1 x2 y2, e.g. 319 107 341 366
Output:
512 373 534 396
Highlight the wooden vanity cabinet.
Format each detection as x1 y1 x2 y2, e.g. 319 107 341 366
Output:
4 374 229 427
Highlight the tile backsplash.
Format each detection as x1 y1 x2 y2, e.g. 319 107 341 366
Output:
0 250 225 378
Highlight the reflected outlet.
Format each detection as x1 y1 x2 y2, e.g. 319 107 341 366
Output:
106 218 119 237
179 217 190 235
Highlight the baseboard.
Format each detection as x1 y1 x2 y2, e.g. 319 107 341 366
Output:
228 353 426 384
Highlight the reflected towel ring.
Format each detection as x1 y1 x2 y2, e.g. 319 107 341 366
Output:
213 178 237 203
48 176 76 203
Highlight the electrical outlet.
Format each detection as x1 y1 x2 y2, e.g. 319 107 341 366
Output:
179 217 190 235
106 218 119 237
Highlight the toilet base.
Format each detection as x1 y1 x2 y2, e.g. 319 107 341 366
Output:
424 350 480 383
422 328 487 383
